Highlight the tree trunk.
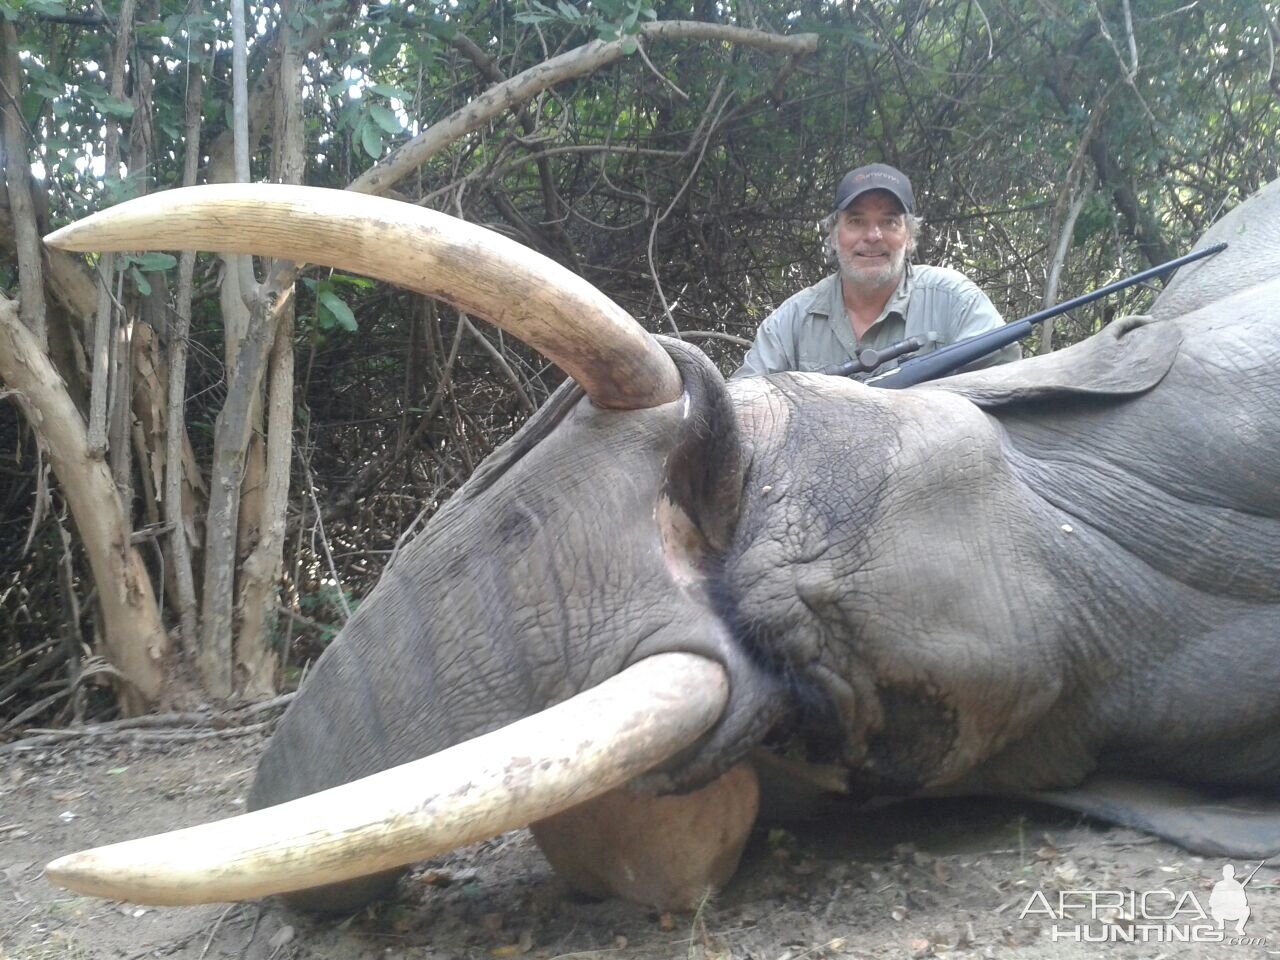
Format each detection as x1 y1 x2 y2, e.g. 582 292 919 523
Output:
192 0 361 698
0 20 47 347
1043 70 1174 270
1 14 168 713
234 0 307 697
227 0 266 584
166 0 206 653
1038 184 1090 355
235 302 294 696
198 0 260 698
124 3 167 534
199 295 273 697
1083 137 1176 269
0 298 168 713
88 0 136 457
106 272 133 513
1038 97 1105 355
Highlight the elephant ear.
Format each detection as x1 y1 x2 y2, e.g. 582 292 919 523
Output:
1152 177 1280 320
657 336 744 554
925 314 1182 409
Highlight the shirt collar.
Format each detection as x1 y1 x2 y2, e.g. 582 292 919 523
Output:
883 261 914 318
814 265 914 325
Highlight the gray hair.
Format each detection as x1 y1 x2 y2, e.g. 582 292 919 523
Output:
821 209 923 264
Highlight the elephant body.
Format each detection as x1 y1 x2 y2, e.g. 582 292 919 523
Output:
248 178 1280 897
724 307 1279 801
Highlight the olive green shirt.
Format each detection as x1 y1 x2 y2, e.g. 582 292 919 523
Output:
732 265 1020 380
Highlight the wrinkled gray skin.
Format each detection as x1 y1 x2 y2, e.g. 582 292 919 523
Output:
252 179 1280 908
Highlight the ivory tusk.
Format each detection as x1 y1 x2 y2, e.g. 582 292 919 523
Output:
44 183 682 410
45 653 727 905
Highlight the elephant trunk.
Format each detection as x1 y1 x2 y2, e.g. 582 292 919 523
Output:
44 654 727 905
43 183 682 411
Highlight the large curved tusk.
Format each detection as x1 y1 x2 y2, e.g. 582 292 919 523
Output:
45 653 726 905
44 184 682 410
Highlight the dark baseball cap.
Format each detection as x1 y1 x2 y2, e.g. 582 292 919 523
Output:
833 163 915 215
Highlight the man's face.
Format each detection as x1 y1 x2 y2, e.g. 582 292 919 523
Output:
833 190 910 291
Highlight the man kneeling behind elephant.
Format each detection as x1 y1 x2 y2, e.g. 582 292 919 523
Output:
734 163 1020 379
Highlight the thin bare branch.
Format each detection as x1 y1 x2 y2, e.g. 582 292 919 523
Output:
349 22 816 196
637 38 689 100
461 315 535 414
647 78 732 334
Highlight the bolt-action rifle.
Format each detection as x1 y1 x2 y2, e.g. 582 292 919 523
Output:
822 242 1228 388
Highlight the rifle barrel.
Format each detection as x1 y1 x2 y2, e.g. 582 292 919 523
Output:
870 242 1228 390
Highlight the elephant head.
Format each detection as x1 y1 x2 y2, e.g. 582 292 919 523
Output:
41 185 790 910
42 178 1280 911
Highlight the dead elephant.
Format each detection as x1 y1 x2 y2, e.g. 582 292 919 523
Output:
42 176 1280 913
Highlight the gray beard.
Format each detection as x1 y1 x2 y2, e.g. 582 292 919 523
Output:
837 247 906 292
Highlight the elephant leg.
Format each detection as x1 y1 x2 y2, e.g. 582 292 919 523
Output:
531 761 759 910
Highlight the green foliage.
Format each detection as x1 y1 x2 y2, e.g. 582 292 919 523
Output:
1072 193 1115 249
119 252 177 296
3 0 65 17
302 275 373 333
327 75 408 161
6 0 1279 708
296 585 359 647
515 0 656 45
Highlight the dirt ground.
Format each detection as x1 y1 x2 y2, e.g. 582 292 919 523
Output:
3 731 1277 960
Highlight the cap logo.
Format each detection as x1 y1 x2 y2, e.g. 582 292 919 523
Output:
834 164 914 214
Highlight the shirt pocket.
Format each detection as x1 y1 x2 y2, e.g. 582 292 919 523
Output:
796 354 834 373
795 338 848 373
